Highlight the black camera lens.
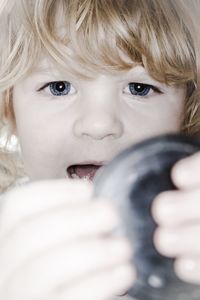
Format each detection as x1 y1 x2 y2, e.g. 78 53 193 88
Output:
94 134 200 300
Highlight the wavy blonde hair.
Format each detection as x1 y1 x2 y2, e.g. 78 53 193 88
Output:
0 0 200 191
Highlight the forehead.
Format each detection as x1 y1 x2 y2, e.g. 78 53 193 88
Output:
29 46 140 81
31 55 155 83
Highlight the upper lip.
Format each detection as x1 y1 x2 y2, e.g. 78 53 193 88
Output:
68 161 108 166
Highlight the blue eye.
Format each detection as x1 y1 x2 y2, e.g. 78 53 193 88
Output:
128 83 152 96
49 81 72 96
39 81 76 96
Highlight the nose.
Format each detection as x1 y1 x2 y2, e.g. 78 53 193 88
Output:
73 110 123 140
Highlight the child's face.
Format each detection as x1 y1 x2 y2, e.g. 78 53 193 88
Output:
12 58 185 181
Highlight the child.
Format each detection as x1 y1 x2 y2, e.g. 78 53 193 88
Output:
0 0 200 299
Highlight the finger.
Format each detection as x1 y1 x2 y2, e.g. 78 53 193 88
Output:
171 152 200 189
174 256 200 285
3 237 134 298
152 189 200 226
50 264 135 300
154 224 200 257
0 179 93 234
0 202 121 282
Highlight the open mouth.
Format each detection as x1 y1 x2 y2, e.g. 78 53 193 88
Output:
67 164 103 181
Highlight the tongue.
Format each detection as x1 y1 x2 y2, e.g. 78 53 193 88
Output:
73 165 101 180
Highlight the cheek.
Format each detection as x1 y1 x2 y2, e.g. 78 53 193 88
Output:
16 111 70 162
151 97 183 129
124 102 183 144
154 101 184 130
17 122 72 179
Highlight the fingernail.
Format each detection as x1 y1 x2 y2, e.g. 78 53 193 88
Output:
164 232 177 245
155 229 178 256
181 259 196 272
158 199 175 215
153 195 175 221
158 233 177 251
173 161 191 183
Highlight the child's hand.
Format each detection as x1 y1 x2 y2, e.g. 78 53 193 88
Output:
0 179 135 300
152 152 200 285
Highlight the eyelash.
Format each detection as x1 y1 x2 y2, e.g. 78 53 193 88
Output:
38 81 76 96
124 82 162 97
38 81 162 98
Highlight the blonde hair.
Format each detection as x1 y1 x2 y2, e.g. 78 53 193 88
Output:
0 0 200 191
